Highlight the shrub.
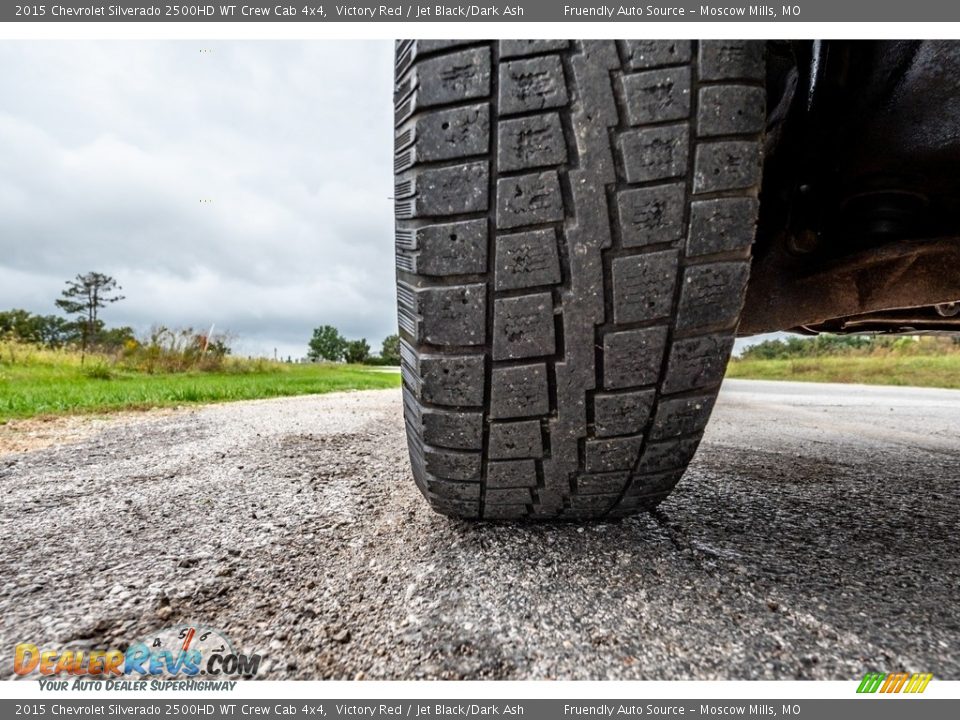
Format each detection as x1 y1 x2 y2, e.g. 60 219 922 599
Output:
83 361 113 380
738 333 959 361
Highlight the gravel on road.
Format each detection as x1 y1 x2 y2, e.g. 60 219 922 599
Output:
2 380 957 680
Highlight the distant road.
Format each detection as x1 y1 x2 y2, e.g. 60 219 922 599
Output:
2 380 957 679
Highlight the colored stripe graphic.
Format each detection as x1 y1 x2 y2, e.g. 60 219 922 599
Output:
857 672 932 694
881 672 908 693
857 672 886 693
905 673 934 693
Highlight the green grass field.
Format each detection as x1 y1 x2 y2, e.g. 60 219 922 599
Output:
0 343 400 422
6 337 959 424
726 354 960 389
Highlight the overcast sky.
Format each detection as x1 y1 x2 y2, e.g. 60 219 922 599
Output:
0 41 396 359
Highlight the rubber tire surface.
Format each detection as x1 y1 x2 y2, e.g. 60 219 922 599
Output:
394 40 764 520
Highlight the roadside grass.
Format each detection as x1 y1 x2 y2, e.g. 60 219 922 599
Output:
726 354 960 389
0 341 400 422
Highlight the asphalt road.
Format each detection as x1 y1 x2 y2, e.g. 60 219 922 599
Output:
1 380 957 680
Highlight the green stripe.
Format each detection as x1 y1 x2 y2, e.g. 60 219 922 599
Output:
857 672 885 693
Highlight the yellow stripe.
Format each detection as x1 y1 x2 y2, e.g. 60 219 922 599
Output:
916 673 933 694
904 674 920 693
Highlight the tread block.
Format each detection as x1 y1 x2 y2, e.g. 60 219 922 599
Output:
430 497 480 519
621 67 691 125
606 497 643 517
488 420 543 459
698 41 765 81
490 363 550 418
620 124 689 184
533 489 564 514
494 228 562 291
395 177 415 198
622 40 692 70
612 250 679 324
424 448 481 481
483 504 530 520
497 113 568 172
395 94 416 128
417 47 492 107
687 197 759 256
603 326 668 390
418 284 486 346
411 219 487 276
676 262 750 331
487 459 538 488
485 487 533 505
427 478 481 500
411 104 490 163
662 334 734 394
412 40 479 55
496 170 565 229
693 140 762 193
593 388 656 438
395 126 415 155
574 42 621 124
499 40 569 58
697 86 765 136
411 161 489 216
650 395 717 440
616 183 686 247
401 363 422 397
492 293 556 360
396 40 482 78
419 354 485 407
566 494 619 515
499 56 569 115
585 436 643 473
422 409 483 450
636 438 700 475
577 472 629 495
402 384 423 425
400 368 422 408
625 469 685 498
487 460 537 488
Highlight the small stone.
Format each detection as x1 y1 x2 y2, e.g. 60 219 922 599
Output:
156 606 173 621
332 629 351 644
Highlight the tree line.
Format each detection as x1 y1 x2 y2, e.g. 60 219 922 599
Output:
1 272 132 353
3 271 403 366
308 325 400 365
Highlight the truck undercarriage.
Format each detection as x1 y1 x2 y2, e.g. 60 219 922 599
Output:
743 40 960 335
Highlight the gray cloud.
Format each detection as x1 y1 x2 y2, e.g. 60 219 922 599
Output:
0 40 396 358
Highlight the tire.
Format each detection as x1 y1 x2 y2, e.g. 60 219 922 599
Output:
394 40 764 520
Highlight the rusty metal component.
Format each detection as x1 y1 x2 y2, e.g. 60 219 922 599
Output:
740 237 960 335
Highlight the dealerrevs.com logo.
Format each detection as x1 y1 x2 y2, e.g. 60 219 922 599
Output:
14 625 261 690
